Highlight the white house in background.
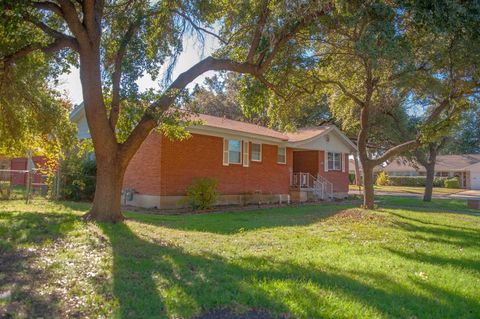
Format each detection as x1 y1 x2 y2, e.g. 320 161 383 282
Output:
69 103 90 139
381 155 480 190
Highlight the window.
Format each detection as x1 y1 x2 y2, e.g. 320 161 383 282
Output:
277 146 286 164
328 152 342 171
228 139 242 164
251 143 262 162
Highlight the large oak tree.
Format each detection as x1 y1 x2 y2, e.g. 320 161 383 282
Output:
0 0 330 222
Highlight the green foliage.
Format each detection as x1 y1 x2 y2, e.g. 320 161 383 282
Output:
59 141 96 201
442 108 480 154
348 173 356 184
388 176 448 187
375 171 389 186
444 178 460 189
0 181 10 200
182 177 218 210
0 19 75 159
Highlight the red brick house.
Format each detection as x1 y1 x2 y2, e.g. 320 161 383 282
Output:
121 114 357 208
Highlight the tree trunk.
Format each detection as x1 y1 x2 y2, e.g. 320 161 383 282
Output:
83 154 126 222
423 164 435 202
362 164 375 209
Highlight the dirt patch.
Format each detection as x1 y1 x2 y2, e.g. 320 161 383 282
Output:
329 208 388 223
193 307 291 319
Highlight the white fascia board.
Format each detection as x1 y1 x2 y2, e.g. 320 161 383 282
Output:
287 126 357 152
188 126 287 145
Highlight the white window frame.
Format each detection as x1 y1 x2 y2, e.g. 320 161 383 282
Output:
251 143 262 162
328 152 342 171
277 146 287 164
228 139 242 164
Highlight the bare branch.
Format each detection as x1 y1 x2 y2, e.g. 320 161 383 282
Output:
172 10 227 44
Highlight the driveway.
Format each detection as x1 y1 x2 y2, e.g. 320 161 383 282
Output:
349 189 480 200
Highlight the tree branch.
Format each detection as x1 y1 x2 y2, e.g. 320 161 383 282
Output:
313 77 365 107
370 139 419 166
109 20 139 129
2 37 76 68
32 1 64 18
120 56 261 164
23 17 79 51
56 0 90 46
247 1 269 63
172 10 227 44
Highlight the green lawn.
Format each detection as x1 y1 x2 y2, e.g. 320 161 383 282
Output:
349 184 464 195
0 198 479 318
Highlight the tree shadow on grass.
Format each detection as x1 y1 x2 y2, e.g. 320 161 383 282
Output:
385 248 480 273
388 216 480 249
0 210 78 318
123 204 352 235
99 221 480 319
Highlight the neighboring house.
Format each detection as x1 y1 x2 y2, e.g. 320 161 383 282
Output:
69 103 90 139
382 155 480 190
70 105 357 208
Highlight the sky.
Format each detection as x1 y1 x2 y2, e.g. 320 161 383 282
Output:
57 34 219 105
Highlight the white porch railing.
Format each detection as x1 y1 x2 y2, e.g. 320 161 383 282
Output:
290 172 333 200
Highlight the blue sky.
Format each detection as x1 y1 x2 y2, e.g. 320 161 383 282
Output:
57 34 219 105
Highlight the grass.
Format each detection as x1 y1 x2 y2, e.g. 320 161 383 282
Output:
349 184 464 195
0 198 479 318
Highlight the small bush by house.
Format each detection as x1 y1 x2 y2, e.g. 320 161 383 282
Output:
444 178 460 189
182 177 218 210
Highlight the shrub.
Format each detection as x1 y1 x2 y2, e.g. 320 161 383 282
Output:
375 171 388 186
387 176 449 187
444 178 460 189
348 173 356 184
182 177 218 210
59 142 96 201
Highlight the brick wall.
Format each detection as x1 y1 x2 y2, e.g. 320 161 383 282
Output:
124 132 294 196
123 132 350 197
123 133 162 195
160 134 293 196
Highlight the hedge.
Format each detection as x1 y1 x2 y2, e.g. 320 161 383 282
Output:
387 176 449 187
444 178 460 189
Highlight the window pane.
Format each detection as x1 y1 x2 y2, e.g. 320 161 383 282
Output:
228 140 241 152
251 143 261 161
328 152 342 170
228 140 241 164
229 150 241 163
277 147 286 163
